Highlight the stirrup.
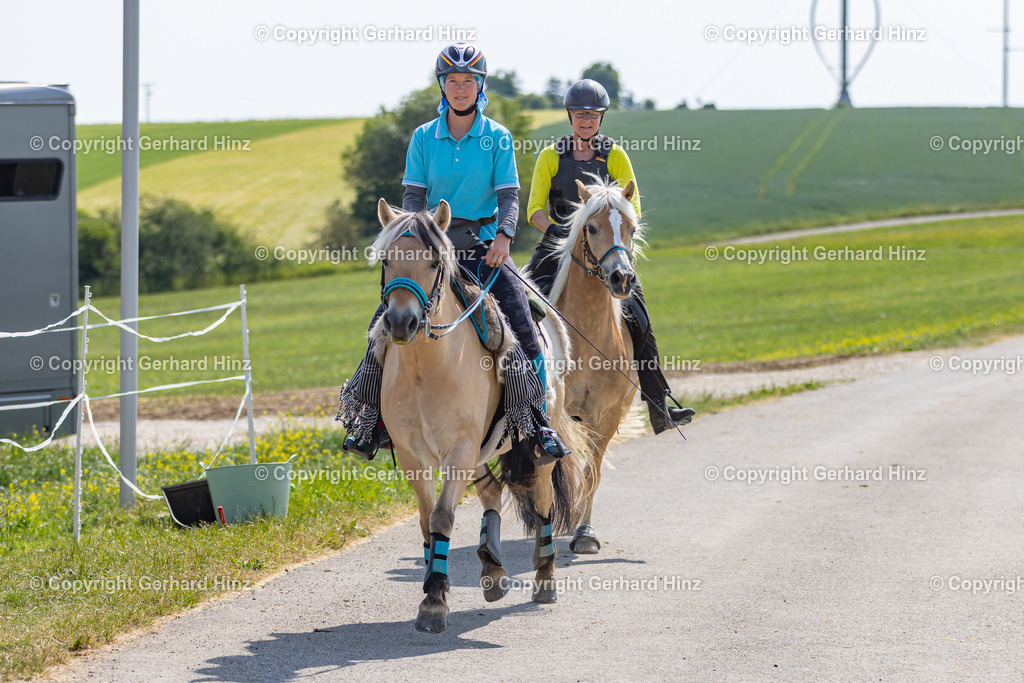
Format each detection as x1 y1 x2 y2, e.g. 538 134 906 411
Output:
650 396 694 434
668 395 695 425
532 426 569 467
342 421 391 461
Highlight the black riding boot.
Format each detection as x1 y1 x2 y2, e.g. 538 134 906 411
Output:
624 282 695 434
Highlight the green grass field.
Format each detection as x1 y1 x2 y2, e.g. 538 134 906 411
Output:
68 214 1024 400
540 107 1024 244
75 110 568 248
78 120 365 249
77 108 1024 248
75 119 340 190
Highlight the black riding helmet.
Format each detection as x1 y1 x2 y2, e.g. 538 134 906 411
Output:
563 79 610 124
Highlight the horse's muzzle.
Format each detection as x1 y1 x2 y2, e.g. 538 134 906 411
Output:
605 266 637 299
383 307 422 344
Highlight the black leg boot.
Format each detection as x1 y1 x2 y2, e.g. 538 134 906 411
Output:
624 283 696 434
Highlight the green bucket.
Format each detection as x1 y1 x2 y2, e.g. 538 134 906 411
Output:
203 455 296 524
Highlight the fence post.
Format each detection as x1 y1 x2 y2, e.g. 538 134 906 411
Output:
73 287 91 542
119 0 141 509
239 285 257 464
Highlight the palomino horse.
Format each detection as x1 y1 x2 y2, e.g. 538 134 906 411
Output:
370 198 591 633
536 176 644 554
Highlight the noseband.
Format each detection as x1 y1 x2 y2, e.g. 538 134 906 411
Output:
380 231 446 334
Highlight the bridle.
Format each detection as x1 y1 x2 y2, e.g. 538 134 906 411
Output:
379 231 497 341
571 219 633 283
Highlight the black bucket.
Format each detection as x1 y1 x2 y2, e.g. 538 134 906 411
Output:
161 479 217 528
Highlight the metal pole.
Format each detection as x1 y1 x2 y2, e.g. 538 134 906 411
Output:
73 287 91 542
239 285 257 464
838 0 852 106
119 0 140 508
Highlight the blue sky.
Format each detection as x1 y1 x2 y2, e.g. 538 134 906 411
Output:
2 0 1018 123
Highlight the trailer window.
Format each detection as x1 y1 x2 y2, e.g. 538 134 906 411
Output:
0 160 63 200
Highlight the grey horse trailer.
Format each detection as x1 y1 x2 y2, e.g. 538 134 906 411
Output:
0 83 79 437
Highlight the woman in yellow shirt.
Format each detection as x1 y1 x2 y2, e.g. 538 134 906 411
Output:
525 79 694 433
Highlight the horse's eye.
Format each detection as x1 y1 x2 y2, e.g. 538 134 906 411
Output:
430 260 440 270
587 224 598 235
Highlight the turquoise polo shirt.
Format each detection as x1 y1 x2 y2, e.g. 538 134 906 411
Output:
402 112 519 242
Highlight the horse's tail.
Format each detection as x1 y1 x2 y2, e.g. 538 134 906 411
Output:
547 411 597 535
499 411 596 537
610 400 648 446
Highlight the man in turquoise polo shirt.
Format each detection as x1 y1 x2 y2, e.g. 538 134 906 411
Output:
340 43 569 463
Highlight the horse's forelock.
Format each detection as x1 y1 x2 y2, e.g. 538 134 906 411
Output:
369 210 457 272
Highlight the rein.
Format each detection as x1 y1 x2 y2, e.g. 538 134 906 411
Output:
423 267 499 340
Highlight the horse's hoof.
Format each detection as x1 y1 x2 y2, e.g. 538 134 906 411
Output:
532 585 558 604
415 610 448 634
481 571 508 602
415 605 449 633
415 615 447 633
570 525 601 554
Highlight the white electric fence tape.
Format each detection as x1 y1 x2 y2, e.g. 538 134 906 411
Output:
1 299 254 499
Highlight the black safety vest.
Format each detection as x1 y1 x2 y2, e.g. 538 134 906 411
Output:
548 134 614 225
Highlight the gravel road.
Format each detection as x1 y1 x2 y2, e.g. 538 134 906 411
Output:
50 334 1024 681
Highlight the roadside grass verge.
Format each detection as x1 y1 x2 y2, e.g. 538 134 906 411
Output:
0 421 416 680
681 381 829 417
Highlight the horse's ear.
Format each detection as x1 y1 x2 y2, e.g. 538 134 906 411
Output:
432 200 451 232
622 179 636 203
378 198 396 228
575 179 592 204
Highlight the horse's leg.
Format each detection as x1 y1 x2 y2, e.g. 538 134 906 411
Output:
405 472 437 569
416 451 474 634
531 462 559 603
571 432 612 554
474 465 507 602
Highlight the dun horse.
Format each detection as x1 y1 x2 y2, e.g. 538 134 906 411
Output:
534 177 646 554
367 198 591 633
